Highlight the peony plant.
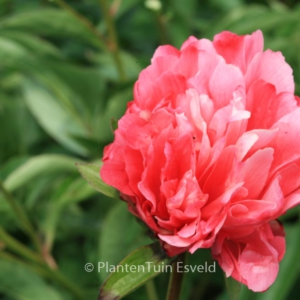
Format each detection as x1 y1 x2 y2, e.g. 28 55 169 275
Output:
96 30 300 296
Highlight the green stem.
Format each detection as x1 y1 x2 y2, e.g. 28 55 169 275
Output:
0 189 83 298
145 280 159 300
0 251 49 277
54 0 106 49
0 181 42 254
155 12 168 44
53 0 126 81
0 184 56 268
166 253 186 300
99 0 126 81
224 273 241 300
0 226 43 264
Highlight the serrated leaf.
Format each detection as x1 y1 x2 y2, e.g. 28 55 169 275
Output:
99 243 170 300
76 163 118 198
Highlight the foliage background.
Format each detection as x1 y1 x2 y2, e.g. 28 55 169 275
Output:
0 0 300 299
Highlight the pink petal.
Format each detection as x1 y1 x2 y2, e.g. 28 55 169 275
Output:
177 219 198 238
213 30 263 73
235 132 259 161
245 50 294 94
240 248 279 292
209 61 245 109
240 148 274 199
158 233 192 247
269 108 300 174
152 45 180 61
246 80 296 130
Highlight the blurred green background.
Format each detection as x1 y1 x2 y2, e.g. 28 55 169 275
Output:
0 0 300 299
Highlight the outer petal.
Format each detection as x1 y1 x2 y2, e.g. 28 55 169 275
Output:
213 30 263 73
269 108 300 174
246 80 296 130
212 221 286 292
245 50 294 94
152 45 180 61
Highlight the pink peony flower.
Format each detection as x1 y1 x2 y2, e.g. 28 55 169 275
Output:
100 30 300 292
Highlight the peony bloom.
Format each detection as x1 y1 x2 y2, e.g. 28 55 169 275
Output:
100 30 300 292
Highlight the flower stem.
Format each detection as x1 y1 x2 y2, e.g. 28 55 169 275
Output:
98 0 126 81
166 253 186 300
155 12 168 44
0 180 42 254
145 280 159 300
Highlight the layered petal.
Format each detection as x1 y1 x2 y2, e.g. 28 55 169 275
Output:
212 221 285 292
101 30 299 293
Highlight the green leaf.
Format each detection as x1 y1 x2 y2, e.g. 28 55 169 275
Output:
57 177 98 207
3 154 78 192
173 0 198 21
0 36 29 66
23 80 90 156
29 69 92 128
0 94 41 163
0 30 62 58
99 242 171 300
0 8 101 47
0 259 64 300
99 202 152 282
76 163 118 198
209 0 243 12
43 61 105 115
110 118 118 133
94 51 141 81
112 0 141 18
42 177 99 249
204 5 300 38
94 88 131 142
224 275 241 300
